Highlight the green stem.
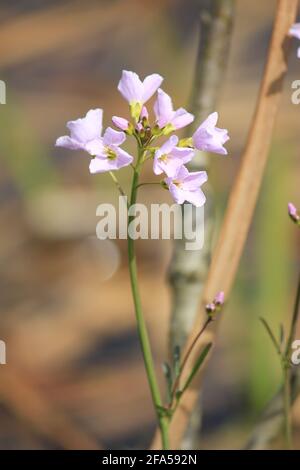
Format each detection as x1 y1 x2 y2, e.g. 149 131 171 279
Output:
283 365 292 450
127 149 169 450
282 271 300 450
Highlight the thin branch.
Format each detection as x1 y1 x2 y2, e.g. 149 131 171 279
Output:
245 368 300 450
109 171 127 199
152 0 298 449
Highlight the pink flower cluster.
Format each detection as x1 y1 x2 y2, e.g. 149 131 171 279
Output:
56 71 229 207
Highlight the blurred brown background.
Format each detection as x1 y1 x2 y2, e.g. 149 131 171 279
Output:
0 0 299 449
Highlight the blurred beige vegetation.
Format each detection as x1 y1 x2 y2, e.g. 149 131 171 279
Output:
0 0 299 449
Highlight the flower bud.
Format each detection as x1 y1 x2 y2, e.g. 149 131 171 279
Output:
288 202 300 223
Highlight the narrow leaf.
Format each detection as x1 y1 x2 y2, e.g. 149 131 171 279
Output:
259 317 281 356
173 345 181 379
181 343 212 394
162 362 173 401
279 323 285 346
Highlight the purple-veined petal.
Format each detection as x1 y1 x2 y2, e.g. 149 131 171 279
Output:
171 108 194 129
67 109 103 143
89 156 112 174
183 170 208 190
113 147 134 168
156 135 178 158
184 189 206 207
103 127 126 147
153 88 174 128
142 73 163 102
155 156 185 178
198 112 219 130
168 182 185 205
85 138 105 156
55 135 83 150
171 146 195 162
118 70 143 104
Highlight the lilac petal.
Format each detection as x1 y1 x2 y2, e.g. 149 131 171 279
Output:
112 116 129 131
153 88 174 128
89 156 112 174
171 108 194 129
142 73 163 102
168 182 185 205
157 157 185 178
184 189 206 207
173 165 189 181
171 147 195 163
289 23 300 40
118 70 143 104
156 135 178 157
103 127 126 147
153 157 164 176
55 135 83 150
67 109 103 143
198 112 219 130
85 138 105 156
183 171 208 190
114 147 134 168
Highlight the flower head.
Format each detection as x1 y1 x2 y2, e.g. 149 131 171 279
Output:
206 291 225 317
289 23 300 58
154 88 194 132
288 202 300 223
89 127 133 174
165 166 207 207
56 109 103 154
55 109 133 174
153 135 194 177
118 70 163 120
193 112 229 155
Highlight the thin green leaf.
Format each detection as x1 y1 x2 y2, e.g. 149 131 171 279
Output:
279 323 285 346
259 317 282 356
181 343 212 395
162 362 173 402
173 345 181 379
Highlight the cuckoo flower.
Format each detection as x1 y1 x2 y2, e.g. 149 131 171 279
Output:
89 127 133 174
153 135 194 177
289 23 300 58
193 112 229 155
165 166 207 207
118 70 163 120
154 88 194 132
55 109 103 155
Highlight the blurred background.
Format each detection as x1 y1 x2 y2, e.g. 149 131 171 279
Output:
0 0 299 450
